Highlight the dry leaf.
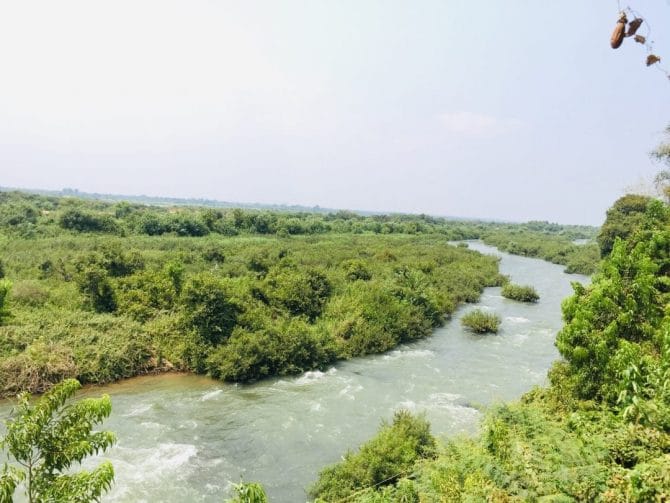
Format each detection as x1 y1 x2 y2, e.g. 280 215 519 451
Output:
646 54 661 66
626 18 643 37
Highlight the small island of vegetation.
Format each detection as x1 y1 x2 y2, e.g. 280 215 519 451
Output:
501 282 540 303
460 309 501 334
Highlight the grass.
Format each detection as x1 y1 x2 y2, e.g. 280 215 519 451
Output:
461 309 501 334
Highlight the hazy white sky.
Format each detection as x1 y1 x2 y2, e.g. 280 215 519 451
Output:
1 1 669 224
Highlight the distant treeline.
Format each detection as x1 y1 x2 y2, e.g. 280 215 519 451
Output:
0 190 597 243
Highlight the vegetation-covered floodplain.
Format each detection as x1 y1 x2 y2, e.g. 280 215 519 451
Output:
0 191 520 397
482 225 600 275
310 198 670 502
0 190 600 397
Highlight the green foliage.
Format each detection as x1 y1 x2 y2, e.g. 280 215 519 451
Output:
207 319 336 381
555 205 670 403
316 197 670 503
461 309 501 334
75 266 117 313
0 279 11 323
482 227 600 275
265 268 331 320
0 190 519 395
182 274 239 344
310 410 435 501
343 259 372 281
597 194 652 257
59 208 118 233
227 482 268 503
0 379 115 502
501 282 539 303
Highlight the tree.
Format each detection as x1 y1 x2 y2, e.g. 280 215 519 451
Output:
596 194 651 257
182 274 239 344
0 379 115 502
76 266 117 313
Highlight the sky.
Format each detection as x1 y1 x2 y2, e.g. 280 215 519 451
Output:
1 1 669 225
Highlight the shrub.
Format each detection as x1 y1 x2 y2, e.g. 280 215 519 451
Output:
310 410 435 501
75 266 117 313
342 260 372 281
228 482 268 503
461 309 501 334
182 274 239 344
501 283 539 303
0 279 11 322
265 268 332 321
0 343 77 396
58 208 118 233
207 319 337 382
11 280 49 307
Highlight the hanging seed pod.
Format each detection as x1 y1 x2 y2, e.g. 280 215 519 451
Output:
646 54 661 66
626 18 643 37
634 34 646 44
611 12 627 49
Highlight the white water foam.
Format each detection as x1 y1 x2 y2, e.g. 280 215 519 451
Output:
294 367 337 385
510 333 530 345
338 383 364 400
122 403 152 417
140 421 167 431
98 443 197 501
382 348 435 361
395 392 480 427
201 389 223 401
505 316 530 323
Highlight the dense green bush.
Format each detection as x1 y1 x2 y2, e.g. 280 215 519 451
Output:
501 283 539 303
311 410 435 501
265 267 331 321
182 274 239 344
461 309 501 333
75 266 117 313
597 194 652 257
556 202 670 403
59 208 118 233
207 319 337 381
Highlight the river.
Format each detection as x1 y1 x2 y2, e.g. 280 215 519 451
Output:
0 242 589 502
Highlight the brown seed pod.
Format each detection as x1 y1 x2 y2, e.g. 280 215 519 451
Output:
646 54 661 66
634 34 646 44
611 13 627 49
626 18 643 37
